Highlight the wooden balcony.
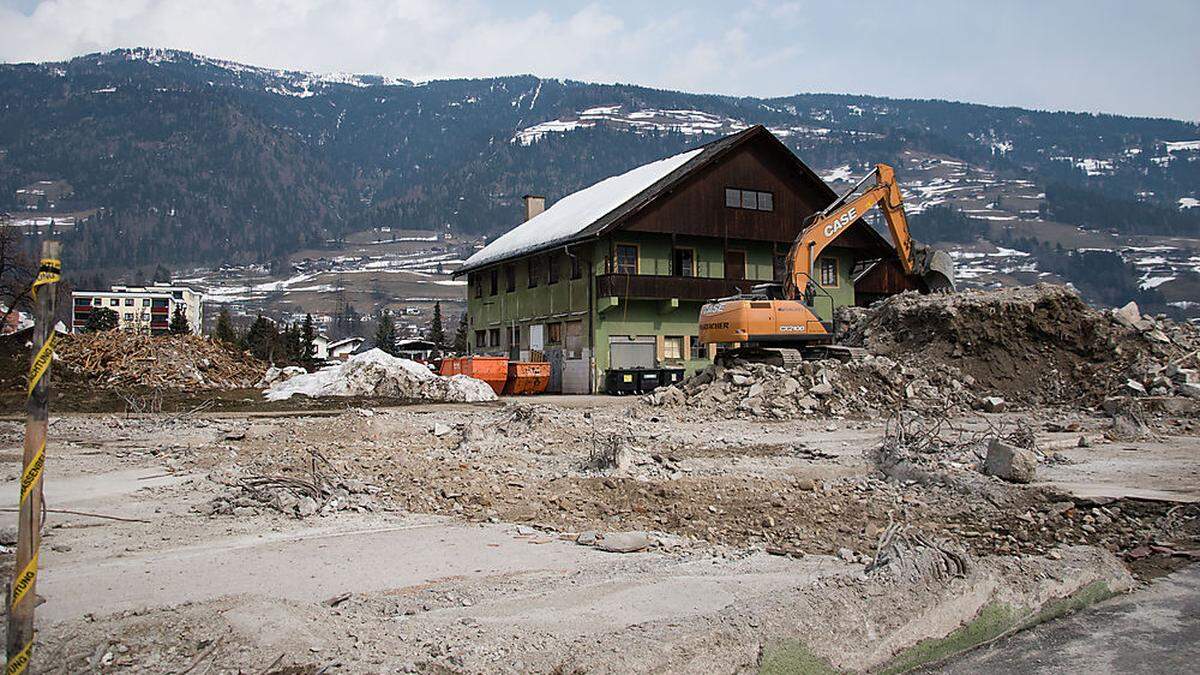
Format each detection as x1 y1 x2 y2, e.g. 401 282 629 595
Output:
595 273 760 302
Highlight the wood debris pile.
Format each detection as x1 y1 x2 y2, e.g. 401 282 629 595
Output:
55 332 266 389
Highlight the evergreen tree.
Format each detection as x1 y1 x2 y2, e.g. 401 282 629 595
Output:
214 308 239 344
168 305 190 335
300 313 317 366
84 306 119 332
452 311 469 354
152 264 172 284
241 315 279 361
373 310 397 355
427 302 445 352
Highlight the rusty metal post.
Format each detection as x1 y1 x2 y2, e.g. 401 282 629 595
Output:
6 241 60 674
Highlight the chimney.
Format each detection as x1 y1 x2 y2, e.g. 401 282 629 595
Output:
523 194 545 221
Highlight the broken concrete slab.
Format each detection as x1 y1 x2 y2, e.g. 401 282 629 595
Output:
594 531 653 553
984 438 1038 483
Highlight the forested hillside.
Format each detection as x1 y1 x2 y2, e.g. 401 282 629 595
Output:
1 48 1197 271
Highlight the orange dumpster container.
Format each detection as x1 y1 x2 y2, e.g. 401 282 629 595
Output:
440 356 509 395
503 362 550 395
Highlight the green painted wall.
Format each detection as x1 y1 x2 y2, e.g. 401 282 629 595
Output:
466 233 863 392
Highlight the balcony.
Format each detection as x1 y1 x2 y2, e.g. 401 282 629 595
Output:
594 273 759 302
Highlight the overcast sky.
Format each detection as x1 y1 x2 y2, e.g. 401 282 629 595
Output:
2 0 1197 120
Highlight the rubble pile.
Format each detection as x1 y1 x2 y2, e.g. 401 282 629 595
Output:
647 354 977 418
264 349 497 402
199 472 384 518
838 284 1200 405
55 332 266 389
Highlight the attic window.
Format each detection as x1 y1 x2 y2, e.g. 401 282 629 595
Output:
725 188 774 212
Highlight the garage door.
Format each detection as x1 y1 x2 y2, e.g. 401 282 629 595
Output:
609 335 656 369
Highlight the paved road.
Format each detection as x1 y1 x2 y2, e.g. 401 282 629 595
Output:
935 565 1199 674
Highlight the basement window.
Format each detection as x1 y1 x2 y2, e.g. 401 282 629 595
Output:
474 330 486 348
488 328 501 347
547 322 562 345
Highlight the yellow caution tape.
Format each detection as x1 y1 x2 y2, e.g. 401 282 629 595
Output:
5 640 31 675
29 258 61 300
10 553 37 608
26 334 53 397
19 442 43 506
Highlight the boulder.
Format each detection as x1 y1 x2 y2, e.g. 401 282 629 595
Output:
594 531 653 553
982 396 1007 413
1112 301 1141 328
983 438 1038 483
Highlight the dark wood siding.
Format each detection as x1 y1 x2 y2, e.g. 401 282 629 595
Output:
621 135 829 243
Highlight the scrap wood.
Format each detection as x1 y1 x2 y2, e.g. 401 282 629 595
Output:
55 332 266 390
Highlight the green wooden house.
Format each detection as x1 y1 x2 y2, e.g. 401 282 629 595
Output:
457 126 899 393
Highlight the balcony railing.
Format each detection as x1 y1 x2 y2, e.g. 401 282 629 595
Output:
594 273 761 302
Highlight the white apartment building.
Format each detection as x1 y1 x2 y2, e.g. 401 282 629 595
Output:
72 284 204 335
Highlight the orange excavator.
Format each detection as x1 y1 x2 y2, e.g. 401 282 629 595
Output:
698 163 954 365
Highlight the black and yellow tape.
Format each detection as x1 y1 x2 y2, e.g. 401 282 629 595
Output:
4 641 30 675
9 554 37 609
29 258 61 300
18 442 43 506
26 334 53 397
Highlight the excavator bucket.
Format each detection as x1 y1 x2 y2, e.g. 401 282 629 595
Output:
912 245 956 293
922 248 956 292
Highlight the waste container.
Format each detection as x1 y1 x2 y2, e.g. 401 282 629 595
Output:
440 356 509 395
635 369 661 393
604 368 640 395
503 362 550 395
659 367 686 387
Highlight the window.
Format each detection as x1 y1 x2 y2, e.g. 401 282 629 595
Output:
547 322 562 345
474 329 486 348
547 254 560 284
724 250 746 280
569 254 582 280
124 298 134 306
472 273 482 298
663 336 684 361
489 269 498 296
819 257 839 287
142 299 151 307
724 188 774 212
123 312 133 320
527 257 539 288
615 244 638 274
92 298 101 306
109 299 118 306
672 248 695 277
488 328 501 347
690 335 703 360
505 326 515 347
505 264 515 292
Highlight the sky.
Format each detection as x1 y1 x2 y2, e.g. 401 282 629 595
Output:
1 0 1197 121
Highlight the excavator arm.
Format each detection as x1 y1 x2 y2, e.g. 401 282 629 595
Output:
784 163 954 299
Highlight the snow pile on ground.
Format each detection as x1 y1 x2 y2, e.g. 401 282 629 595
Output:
264 349 497 402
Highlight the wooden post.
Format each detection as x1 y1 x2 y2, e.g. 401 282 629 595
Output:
6 241 60 674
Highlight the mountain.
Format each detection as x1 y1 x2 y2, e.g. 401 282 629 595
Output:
1 47 1198 273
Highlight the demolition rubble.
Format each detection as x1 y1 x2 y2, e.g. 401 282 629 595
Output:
9 285 1200 673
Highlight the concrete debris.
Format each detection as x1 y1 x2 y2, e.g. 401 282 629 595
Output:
264 349 497 402
983 438 1038 483
647 354 977 419
981 396 1008 413
593 531 654 553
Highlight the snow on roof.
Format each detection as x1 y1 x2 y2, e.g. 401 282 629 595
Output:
462 147 705 270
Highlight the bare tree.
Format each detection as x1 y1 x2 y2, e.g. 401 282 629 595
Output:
0 228 36 327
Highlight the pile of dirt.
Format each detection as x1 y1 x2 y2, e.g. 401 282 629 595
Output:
646 354 978 419
264 348 497 403
53 331 266 390
838 284 1200 405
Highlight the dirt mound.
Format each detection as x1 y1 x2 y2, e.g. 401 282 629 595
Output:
53 331 266 390
647 355 978 419
838 284 1199 405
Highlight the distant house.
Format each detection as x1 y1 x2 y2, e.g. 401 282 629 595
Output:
327 336 365 361
15 180 73 209
71 283 204 335
311 334 331 360
457 125 899 393
394 338 439 361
